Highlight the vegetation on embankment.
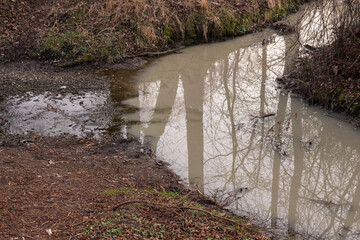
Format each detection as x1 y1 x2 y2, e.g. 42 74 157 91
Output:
278 0 360 125
82 188 268 239
1 0 303 64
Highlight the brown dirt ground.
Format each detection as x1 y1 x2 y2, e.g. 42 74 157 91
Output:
0 0 53 60
0 135 186 239
0 60 108 98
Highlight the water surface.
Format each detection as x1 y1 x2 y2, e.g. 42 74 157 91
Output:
118 4 360 239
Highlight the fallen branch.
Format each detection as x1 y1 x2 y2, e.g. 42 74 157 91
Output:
61 47 184 68
127 47 185 58
251 113 276 119
112 200 246 226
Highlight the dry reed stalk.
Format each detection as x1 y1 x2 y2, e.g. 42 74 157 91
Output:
138 24 159 46
200 0 209 11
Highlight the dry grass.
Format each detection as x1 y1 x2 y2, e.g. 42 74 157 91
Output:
0 0 305 62
200 0 209 11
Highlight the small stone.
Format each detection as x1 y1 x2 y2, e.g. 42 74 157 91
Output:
46 229 52 236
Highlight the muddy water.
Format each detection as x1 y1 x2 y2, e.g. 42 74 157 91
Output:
118 5 360 240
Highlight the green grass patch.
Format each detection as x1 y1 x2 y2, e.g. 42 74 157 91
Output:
157 191 182 198
164 26 175 45
104 188 138 196
39 30 123 64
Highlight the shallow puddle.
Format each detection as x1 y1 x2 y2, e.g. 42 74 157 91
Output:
0 91 111 137
0 68 142 137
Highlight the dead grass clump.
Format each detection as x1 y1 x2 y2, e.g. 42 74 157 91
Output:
31 0 305 63
137 24 159 47
200 0 209 11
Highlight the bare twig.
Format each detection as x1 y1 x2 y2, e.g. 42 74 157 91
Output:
251 113 276 119
127 47 184 58
348 53 360 69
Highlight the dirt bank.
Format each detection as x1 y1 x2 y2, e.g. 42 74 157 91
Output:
0 135 179 239
1 0 303 65
278 27 360 126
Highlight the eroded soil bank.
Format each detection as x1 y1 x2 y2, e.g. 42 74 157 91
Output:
1 0 303 65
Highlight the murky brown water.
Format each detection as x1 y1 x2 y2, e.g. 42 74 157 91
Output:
118 4 360 239
0 2 358 239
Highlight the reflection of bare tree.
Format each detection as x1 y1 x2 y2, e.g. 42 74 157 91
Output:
222 49 240 196
182 68 205 191
212 52 259 197
203 33 286 208
339 178 360 239
288 98 304 233
256 43 268 194
107 69 141 132
300 1 346 48
280 19 304 233
138 51 209 190
283 30 300 76
288 103 360 238
271 94 288 227
143 76 179 147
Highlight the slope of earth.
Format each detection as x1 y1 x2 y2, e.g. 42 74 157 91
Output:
1 0 303 64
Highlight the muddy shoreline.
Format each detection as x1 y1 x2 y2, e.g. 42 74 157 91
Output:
0 60 183 239
0 60 139 98
0 60 275 239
